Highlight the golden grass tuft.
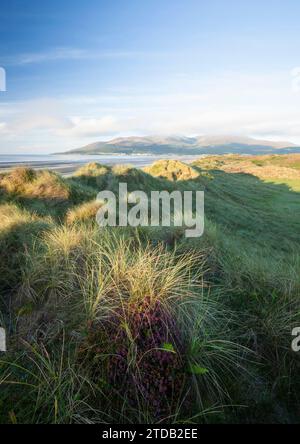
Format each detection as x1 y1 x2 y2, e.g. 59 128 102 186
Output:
74 162 110 177
144 159 200 181
0 168 70 201
66 200 102 225
43 224 87 257
0 167 37 194
26 171 70 201
0 203 36 233
111 164 134 176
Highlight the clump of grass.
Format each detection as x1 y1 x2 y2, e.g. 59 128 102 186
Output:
0 203 52 292
25 171 70 201
107 164 165 193
0 167 99 219
74 233 247 421
73 162 111 189
0 167 37 194
0 338 103 424
4 226 247 422
144 159 201 182
66 200 102 225
74 162 111 178
0 168 70 201
12 224 90 341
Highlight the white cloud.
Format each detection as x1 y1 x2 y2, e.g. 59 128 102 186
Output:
58 116 123 137
2 98 72 133
1 69 300 153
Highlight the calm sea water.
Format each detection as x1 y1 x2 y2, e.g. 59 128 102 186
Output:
0 154 155 165
0 154 199 168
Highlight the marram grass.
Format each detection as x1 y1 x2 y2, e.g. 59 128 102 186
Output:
0 156 300 424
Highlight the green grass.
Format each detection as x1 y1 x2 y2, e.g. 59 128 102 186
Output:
0 157 299 424
267 177 300 192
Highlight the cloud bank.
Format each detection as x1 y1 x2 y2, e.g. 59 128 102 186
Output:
1 70 300 153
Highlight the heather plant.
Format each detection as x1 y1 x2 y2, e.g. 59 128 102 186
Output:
81 296 185 420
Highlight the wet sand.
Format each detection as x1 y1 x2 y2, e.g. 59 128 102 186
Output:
0 161 88 176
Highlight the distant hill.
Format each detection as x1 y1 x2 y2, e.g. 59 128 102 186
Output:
58 135 300 156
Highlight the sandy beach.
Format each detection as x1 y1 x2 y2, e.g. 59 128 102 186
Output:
0 160 97 176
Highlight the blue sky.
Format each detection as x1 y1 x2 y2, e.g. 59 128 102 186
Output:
1 0 300 153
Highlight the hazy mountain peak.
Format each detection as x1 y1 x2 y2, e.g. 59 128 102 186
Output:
61 135 298 156
196 135 296 149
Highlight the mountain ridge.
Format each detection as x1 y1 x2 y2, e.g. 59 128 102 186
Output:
57 135 300 156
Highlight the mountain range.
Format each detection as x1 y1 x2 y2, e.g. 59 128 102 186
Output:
59 135 300 156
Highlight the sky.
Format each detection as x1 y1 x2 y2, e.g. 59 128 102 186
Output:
1 0 300 154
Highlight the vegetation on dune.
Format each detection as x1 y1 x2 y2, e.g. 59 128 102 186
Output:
0 156 300 423
193 154 300 180
66 200 103 225
0 168 70 201
0 203 53 293
73 162 111 189
0 167 96 218
0 227 244 423
73 162 170 194
144 159 201 182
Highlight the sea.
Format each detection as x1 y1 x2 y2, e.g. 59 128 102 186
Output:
0 154 200 169
0 154 157 166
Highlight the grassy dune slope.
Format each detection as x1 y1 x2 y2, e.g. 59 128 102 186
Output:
0 156 299 424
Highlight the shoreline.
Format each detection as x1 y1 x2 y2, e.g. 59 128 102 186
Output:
0 161 91 176
0 155 199 176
